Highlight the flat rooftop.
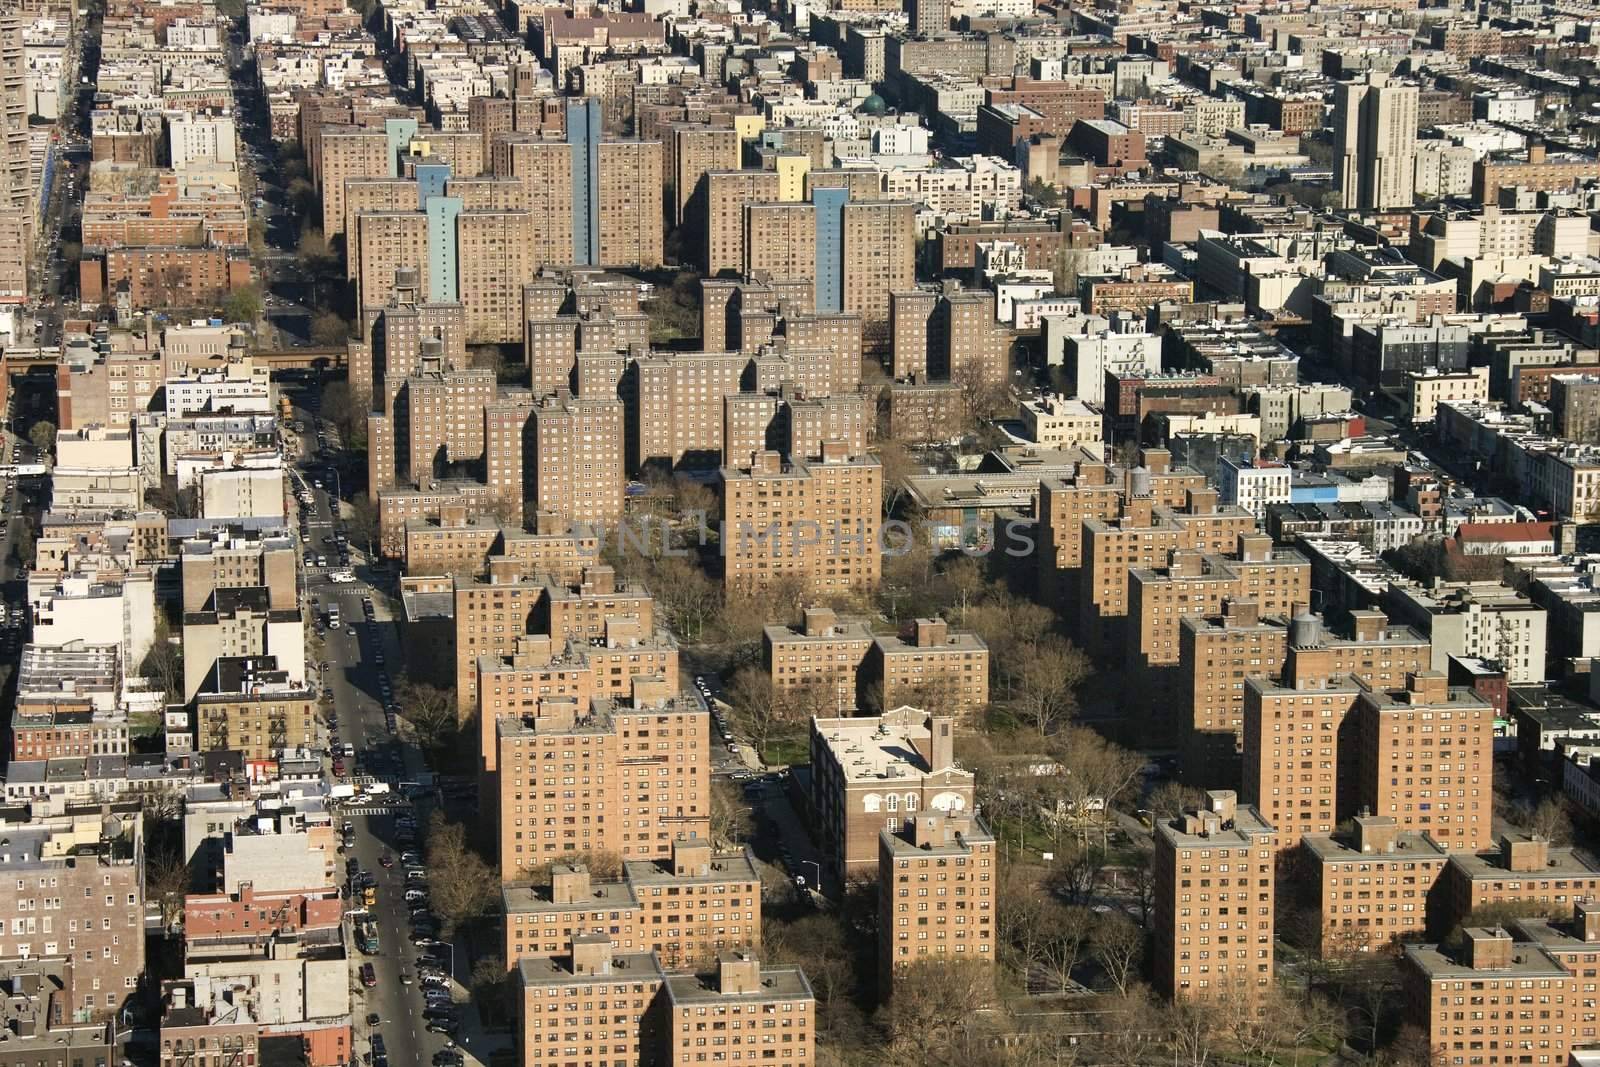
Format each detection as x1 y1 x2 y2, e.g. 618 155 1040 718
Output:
516 951 665 987
812 711 965 785
662 965 813 1006
1402 941 1569 980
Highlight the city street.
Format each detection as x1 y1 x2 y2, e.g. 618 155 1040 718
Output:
281 384 499 1067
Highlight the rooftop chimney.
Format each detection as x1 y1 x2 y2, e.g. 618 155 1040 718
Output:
630 674 673 707
1501 834 1550 874
1237 533 1271 562
1222 598 1260 627
1577 901 1600 943
1406 671 1449 705
1348 610 1387 642
1353 814 1399 854
580 565 616 596
1187 487 1219 515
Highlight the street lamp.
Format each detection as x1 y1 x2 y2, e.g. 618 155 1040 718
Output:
435 941 456 984
801 860 821 890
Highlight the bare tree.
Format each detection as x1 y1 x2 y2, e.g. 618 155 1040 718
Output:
424 812 500 936
880 958 994 1062
1092 912 1144 996
1012 634 1092 737
397 679 457 740
724 666 794 759
1034 904 1094 993
1148 780 1205 820
1059 726 1145 844
1528 796 1574 846
709 777 755 847
146 846 191 936
517 849 622 885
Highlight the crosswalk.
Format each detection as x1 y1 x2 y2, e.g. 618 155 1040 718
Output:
344 805 400 815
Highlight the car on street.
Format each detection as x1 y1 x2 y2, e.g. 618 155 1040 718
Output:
379 853 394 868
425 1021 458 1036
359 964 376 988
398 973 412 986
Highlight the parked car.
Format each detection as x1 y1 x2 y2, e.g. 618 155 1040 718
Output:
359 964 376 988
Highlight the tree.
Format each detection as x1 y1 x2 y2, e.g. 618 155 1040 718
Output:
423 813 499 936
140 615 184 704
1092 912 1144 996
1052 726 1145 845
468 955 515 1025
874 437 917 514
1012 634 1092 737
311 311 351 346
28 420 55 455
723 666 792 759
321 380 363 451
1045 841 1107 906
347 492 378 556
221 284 264 325
879 958 994 1063
146 846 191 935
1528 796 1574 845
1033 904 1094 993
517 849 622 885
710 777 755 847
398 680 457 748
1148 780 1205 821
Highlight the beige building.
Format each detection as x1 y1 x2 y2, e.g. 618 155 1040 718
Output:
1019 395 1104 450
704 170 781 275
1406 366 1489 424
1357 672 1494 852
631 352 750 474
503 837 760 971
763 607 875 714
1403 928 1578 1067
720 445 881 600
876 812 996 996
1153 791 1276 1004
193 657 317 758
531 393 624 526
516 939 667 1067
867 618 990 718
496 679 710 877
1181 605 1430 780
1301 814 1449 957
660 953 815 1067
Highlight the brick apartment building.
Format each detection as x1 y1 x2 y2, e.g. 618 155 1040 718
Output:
720 445 881 601
516 942 813 1067
1180 605 1430 785
0 805 146 1022
1153 791 1276 1004
1300 814 1450 957
495 678 710 878
1404 928 1579 1067
866 618 990 718
764 608 876 714
1441 834 1600 932
876 812 996 997
503 837 760 970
